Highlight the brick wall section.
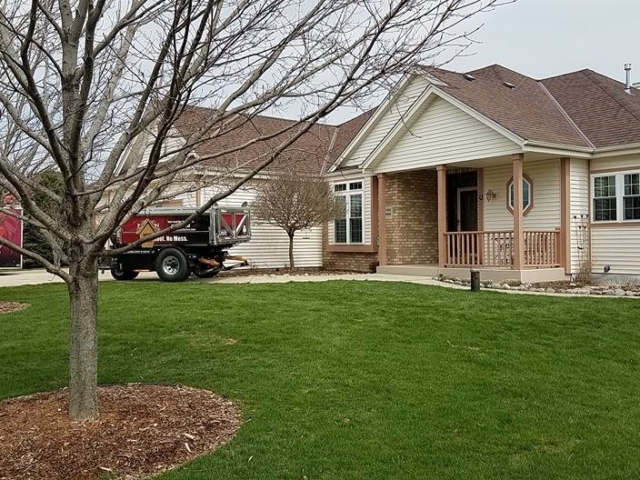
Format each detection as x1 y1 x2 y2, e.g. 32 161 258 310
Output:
322 225 379 272
385 170 438 265
323 250 379 272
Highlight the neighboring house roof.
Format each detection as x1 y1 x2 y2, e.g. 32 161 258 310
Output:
172 106 373 176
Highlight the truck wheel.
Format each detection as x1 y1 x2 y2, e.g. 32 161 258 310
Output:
110 268 139 281
156 247 190 282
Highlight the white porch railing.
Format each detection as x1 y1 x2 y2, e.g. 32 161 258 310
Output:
445 230 560 268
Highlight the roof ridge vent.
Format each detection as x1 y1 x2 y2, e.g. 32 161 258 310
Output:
463 73 476 81
503 81 516 89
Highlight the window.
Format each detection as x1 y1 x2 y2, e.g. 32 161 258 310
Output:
593 171 640 223
593 175 616 221
624 173 640 220
507 175 533 215
334 181 363 243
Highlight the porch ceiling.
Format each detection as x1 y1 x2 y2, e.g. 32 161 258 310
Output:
438 152 564 170
375 152 565 173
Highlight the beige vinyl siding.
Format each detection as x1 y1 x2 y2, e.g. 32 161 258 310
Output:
138 128 186 167
169 190 198 207
374 97 520 173
202 181 322 268
589 156 640 275
342 76 429 167
327 176 372 245
482 159 561 231
569 159 590 274
591 226 640 275
591 154 640 172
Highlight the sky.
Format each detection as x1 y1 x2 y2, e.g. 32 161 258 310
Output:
449 0 639 82
328 0 640 123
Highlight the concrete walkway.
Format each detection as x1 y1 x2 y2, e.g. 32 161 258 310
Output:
0 268 633 298
0 268 460 289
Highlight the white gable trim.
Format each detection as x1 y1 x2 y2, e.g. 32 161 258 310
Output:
360 86 525 171
327 74 414 173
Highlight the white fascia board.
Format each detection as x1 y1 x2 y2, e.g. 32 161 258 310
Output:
327 74 413 173
324 169 374 181
522 143 593 159
592 143 640 158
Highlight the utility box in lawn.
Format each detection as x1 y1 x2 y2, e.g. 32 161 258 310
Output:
107 206 251 282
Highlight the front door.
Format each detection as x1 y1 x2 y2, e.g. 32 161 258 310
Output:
457 187 478 232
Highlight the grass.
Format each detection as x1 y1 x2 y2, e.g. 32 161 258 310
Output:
1 280 640 479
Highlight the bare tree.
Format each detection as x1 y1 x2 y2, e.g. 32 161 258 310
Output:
0 0 512 420
253 172 341 269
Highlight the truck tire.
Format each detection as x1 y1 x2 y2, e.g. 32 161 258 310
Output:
156 247 191 282
110 268 139 281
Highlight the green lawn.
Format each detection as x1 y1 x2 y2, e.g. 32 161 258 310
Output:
1 280 640 479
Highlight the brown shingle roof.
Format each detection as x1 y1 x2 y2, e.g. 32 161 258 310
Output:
428 65 592 148
173 106 371 176
425 64 640 149
541 69 640 148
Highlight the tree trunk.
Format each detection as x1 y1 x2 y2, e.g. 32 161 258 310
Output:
67 259 99 421
288 232 295 270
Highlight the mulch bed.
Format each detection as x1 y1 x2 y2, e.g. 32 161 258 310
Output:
0 302 29 315
0 384 242 480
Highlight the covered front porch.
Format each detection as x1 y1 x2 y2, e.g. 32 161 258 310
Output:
376 154 571 283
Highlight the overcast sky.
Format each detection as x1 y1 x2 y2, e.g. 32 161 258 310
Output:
449 0 639 82
328 0 639 123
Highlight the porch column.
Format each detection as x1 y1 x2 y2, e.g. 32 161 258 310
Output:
512 154 524 270
377 174 387 266
560 157 571 273
437 165 447 268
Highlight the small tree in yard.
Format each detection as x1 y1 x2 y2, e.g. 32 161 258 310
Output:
0 0 512 420
254 173 342 269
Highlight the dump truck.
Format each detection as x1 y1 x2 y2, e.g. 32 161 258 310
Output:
107 206 251 282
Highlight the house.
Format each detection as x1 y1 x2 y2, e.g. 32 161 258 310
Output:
325 64 640 282
121 107 371 269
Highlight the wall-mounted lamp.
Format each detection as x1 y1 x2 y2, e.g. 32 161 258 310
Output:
485 189 497 202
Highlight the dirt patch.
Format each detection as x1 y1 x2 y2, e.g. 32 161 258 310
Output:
0 384 242 480
0 302 29 314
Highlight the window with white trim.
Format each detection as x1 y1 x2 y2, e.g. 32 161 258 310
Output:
507 176 533 214
592 171 640 222
334 181 363 243
624 173 640 220
593 175 617 221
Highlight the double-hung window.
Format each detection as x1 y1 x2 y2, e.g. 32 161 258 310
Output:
334 181 363 243
592 171 640 222
623 173 640 220
593 175 617 221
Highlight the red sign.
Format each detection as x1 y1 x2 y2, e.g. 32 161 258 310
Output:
0 208 22 268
